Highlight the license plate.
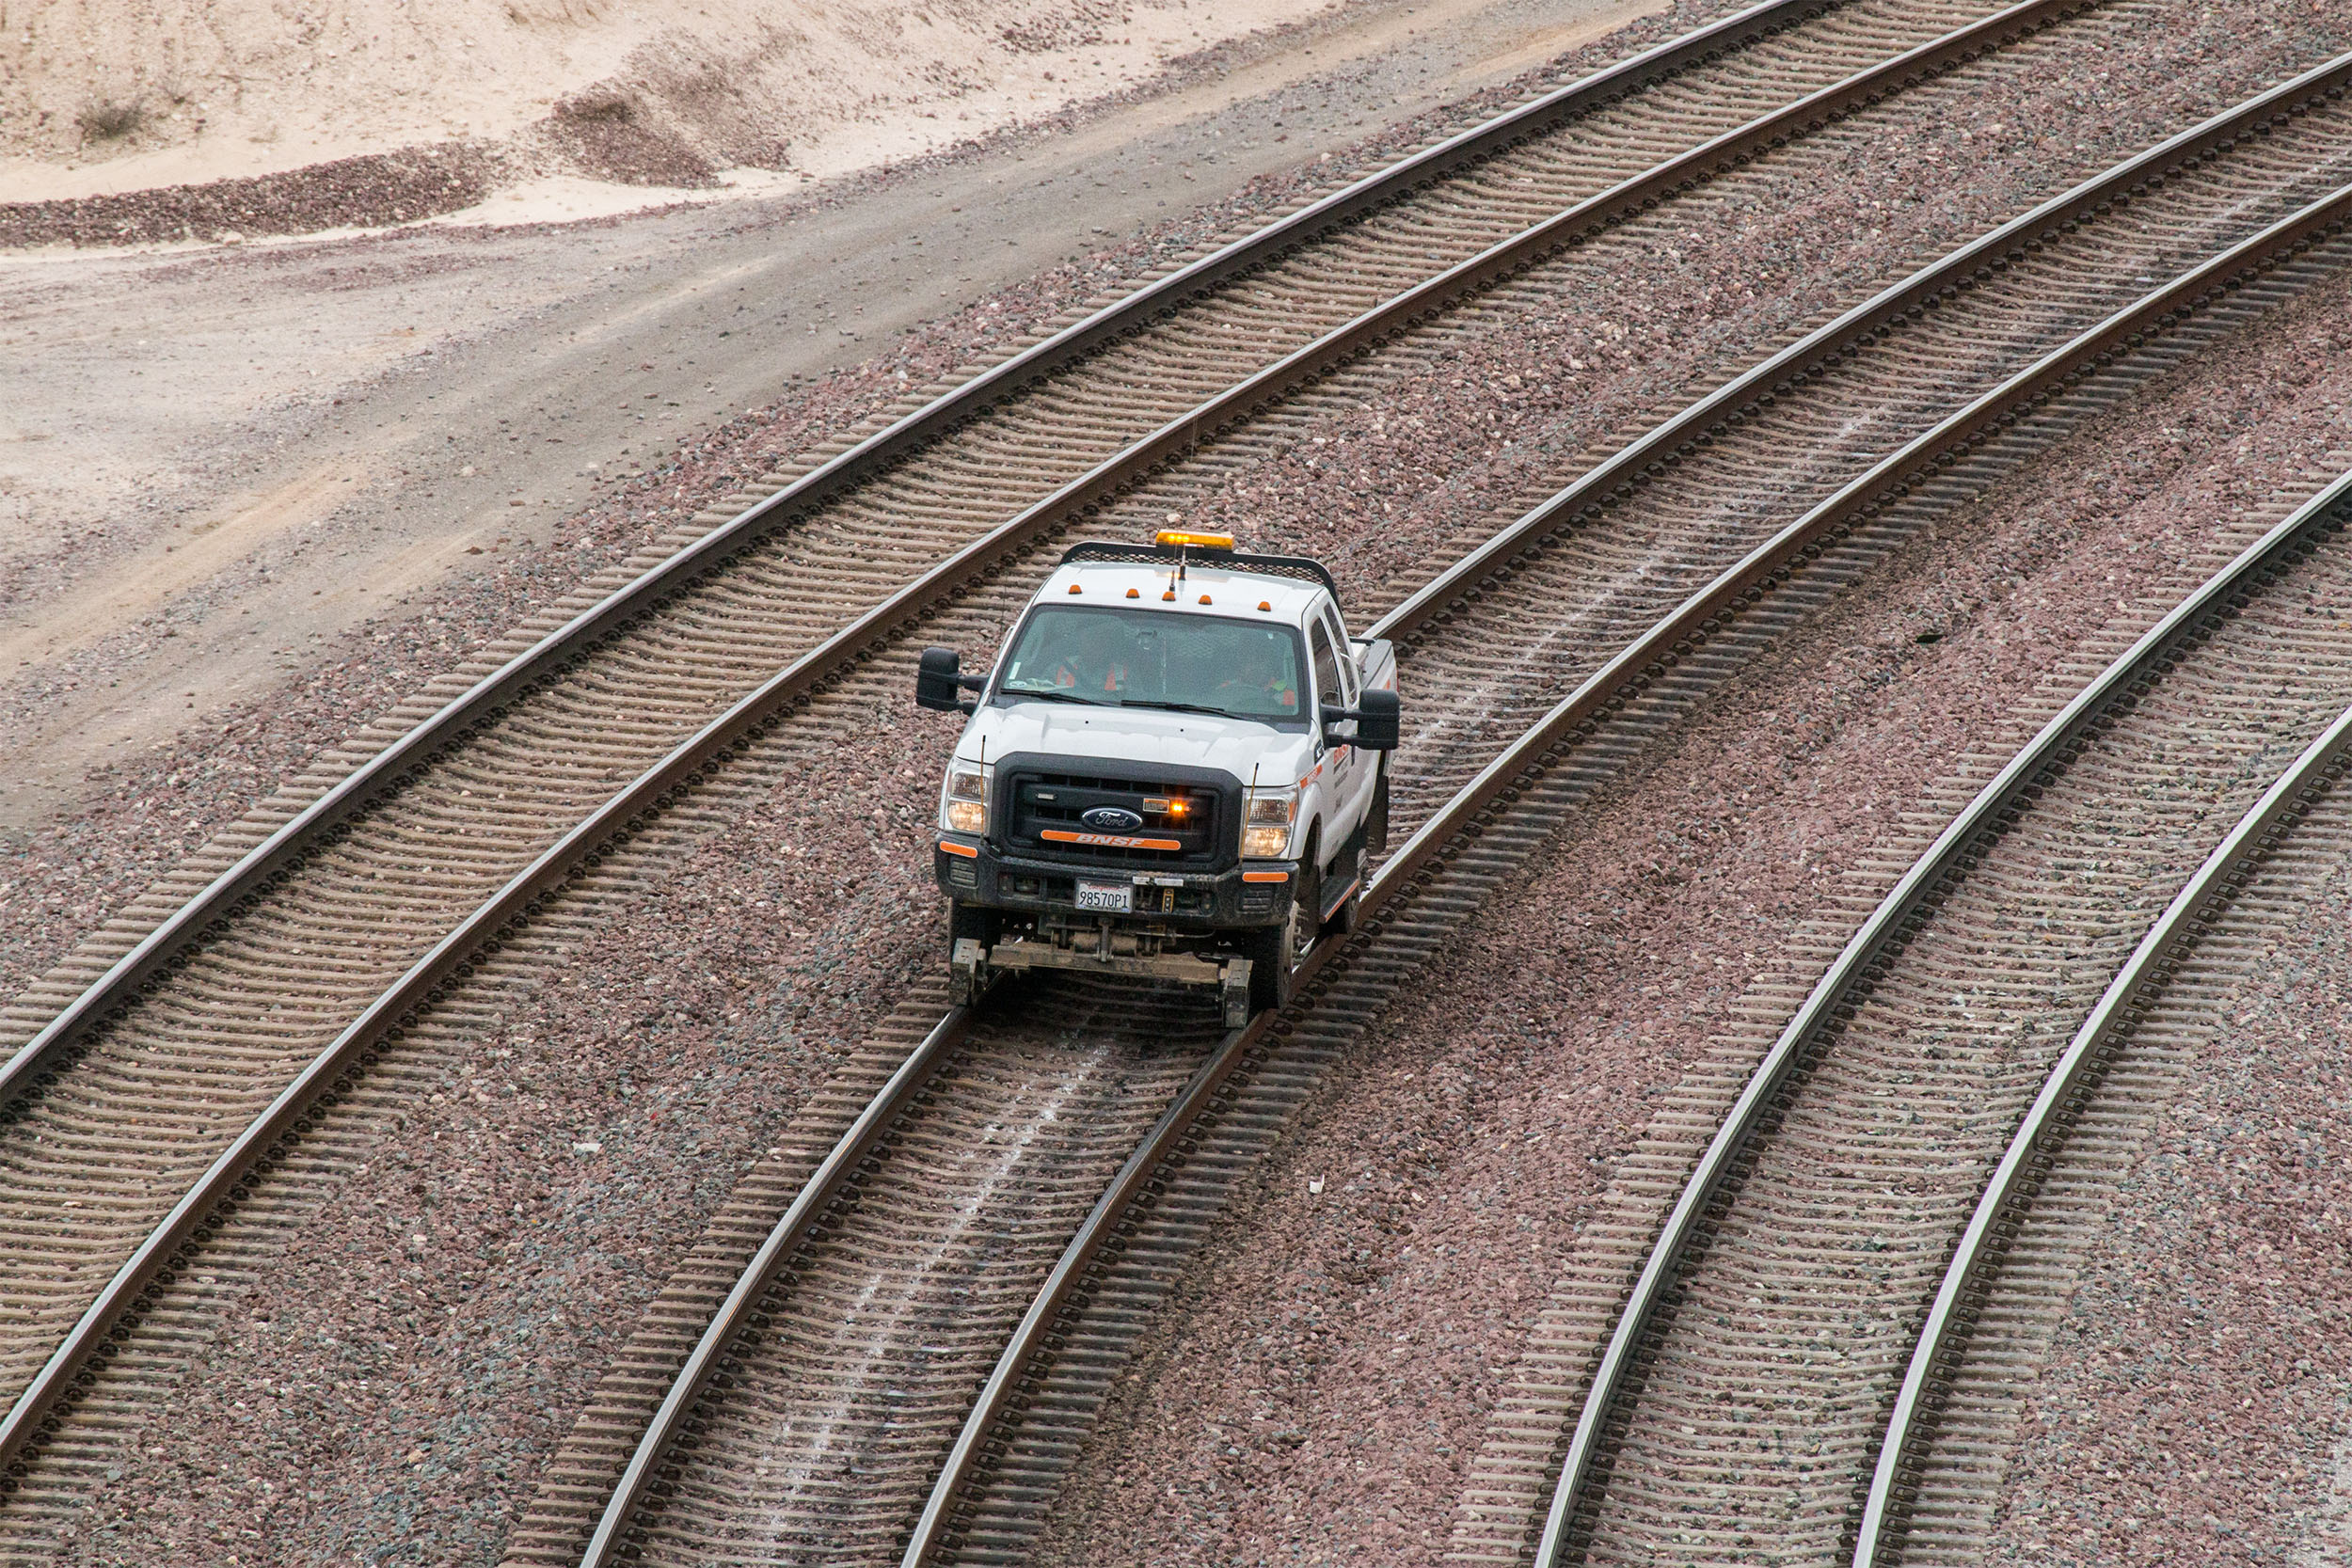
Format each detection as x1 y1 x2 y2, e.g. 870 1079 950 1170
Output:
1074 880 1133 913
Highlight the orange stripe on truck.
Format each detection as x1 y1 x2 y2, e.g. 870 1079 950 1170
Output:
937 840 979 858
1241 870 1290 883
1040 828 1183 851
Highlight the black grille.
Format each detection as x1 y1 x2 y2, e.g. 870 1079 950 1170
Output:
1003 767 1226 867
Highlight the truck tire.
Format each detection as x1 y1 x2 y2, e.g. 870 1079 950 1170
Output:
1246 854 1318 1016
1322 831 1362 939
948 900 1000 954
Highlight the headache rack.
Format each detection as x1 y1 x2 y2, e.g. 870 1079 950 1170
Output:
1058 539 1339 595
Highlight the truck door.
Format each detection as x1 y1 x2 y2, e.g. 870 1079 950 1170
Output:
1309 611 1366 851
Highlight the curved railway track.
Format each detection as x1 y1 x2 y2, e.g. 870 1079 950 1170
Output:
1517 465 2352 1566
532 92 2352 1568
0 0 2159 1525
1854 470 2352 1566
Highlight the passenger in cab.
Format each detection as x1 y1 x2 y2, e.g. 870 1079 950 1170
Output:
1053 618 1131 694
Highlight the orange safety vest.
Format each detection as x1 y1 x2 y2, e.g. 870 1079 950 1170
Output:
1055 660 1128 692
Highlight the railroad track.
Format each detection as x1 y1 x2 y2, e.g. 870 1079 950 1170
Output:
527 84 2352 1568
0 0 2153 1528
1502 462 2352 1564
1854 468 2352 1566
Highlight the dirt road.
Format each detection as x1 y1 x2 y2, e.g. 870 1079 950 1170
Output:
0 0 1661 835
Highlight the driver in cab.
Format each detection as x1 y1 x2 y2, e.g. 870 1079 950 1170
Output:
1213 639 1298 716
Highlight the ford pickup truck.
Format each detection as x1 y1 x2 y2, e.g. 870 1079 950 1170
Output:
916 530 1402 1024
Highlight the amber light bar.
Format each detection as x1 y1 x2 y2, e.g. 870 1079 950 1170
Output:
1154 529 1235 551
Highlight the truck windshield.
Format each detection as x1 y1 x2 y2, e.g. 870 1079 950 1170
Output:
994 605 1309 727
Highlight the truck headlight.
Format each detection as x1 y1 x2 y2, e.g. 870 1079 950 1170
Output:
1242 785 1297 859
942 763 991 836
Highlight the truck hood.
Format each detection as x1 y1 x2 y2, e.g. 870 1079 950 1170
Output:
958 700 1314 786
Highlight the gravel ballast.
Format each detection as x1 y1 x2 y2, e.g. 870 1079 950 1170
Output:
1029 284 2352 1561
0 143 510 249
8 1 2352 1562
1979 713 2352 1561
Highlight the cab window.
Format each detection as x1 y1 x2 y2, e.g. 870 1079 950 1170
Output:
1309 619 1342 715
1321 608 1358 705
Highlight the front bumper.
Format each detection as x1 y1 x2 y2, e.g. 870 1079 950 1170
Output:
934 836 1295 929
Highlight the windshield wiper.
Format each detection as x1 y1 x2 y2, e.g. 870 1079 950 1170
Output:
1117 698 1237 719
1001 687 1114 706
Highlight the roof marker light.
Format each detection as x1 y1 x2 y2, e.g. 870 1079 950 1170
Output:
1162 589 1177 601
1257 600 1272 612
1067 583 1083 594
1125 587 1140 599
1155 529 1235 550
1199 594 1213 605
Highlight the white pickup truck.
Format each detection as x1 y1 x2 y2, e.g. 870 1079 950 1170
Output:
916 530 1401 1024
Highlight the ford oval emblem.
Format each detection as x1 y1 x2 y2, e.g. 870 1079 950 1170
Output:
1082 806 1145 832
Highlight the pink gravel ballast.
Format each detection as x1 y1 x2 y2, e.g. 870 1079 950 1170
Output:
1031 279 2352 1565
8 3 2352 1560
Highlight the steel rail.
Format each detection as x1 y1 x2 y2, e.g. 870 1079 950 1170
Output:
898 165 2352 1568
1371 48 2352 643
558 6 2187 1544
893 653 1528 1566
0 0 2106 1476
576 1008 970 1568
894 1008 1266 1567
1850 469 2352 1568
0 0 1853 1114
1528 188 2352 1568
20 26 2336 1513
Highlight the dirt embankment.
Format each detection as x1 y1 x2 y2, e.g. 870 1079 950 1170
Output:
1 0 1339 245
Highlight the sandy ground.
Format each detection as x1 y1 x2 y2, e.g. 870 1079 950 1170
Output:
0 0 1663 836
2 0 1344 201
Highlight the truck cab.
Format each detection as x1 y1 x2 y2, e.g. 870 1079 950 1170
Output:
916 531 1401 1024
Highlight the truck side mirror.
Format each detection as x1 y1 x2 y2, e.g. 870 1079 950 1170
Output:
1322 689 1401 751
916 647 967 712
